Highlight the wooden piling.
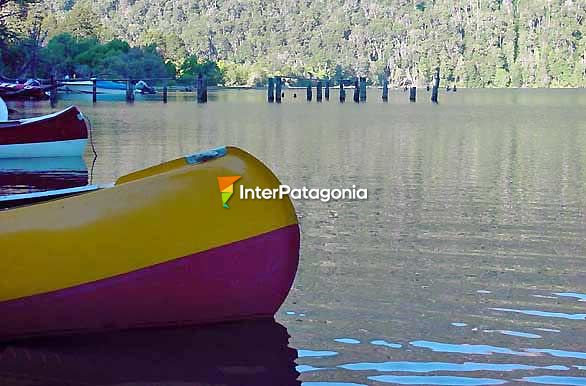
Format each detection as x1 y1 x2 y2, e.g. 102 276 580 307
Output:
306 83 312 101
202 76 208 102
163 80 168 103
382 78 389 102
431 67 440 103
126 80 134 102
359 77 367 102
92 79 97 103
339 83 346 102
197 74 207 103
49 75 58 107
325 79 330 100
275 76 282 103
316 80 322 102
409 86 416 102
268 77 275 103
353 78 359 103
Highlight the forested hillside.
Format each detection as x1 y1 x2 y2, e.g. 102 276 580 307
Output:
1 0 585 87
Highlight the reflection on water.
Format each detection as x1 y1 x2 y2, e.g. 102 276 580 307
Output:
0 319 300 386
4 89 586 385
0 157 88 195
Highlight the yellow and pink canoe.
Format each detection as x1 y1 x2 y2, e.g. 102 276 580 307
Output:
0 146 300 340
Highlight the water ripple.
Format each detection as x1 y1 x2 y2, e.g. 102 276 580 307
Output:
490 308 586 321
338 361 568 372
525 348 586 360
368 375 507 385
303 383 367 386
554 293 586 302
520 376 586 385
298 349 339 358
334 338 361 344
371 340 402 349
410 340 533 356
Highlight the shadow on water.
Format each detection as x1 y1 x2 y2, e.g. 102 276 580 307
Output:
0 318 301 386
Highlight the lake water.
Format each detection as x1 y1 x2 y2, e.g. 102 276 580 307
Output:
2 89 586 385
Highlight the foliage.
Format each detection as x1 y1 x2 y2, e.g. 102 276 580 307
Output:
178 55 223 85
1 0 585 87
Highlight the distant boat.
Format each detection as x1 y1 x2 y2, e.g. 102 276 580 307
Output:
0 96 7 121
61 80 157 95
0 106 88 158
0 146 300 340
0 79 50 100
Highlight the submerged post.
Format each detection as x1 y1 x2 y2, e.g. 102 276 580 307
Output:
163 80 168 103
306 82 312 101
197 74 207 103
409 86 416 102
382 78 389 102
316 80 322 102
92 79 97 103
275 76 282 103
325 79 330 100
359 76 367 102
431 67 440 103
268 77 275 103
339 82 345 102
49 75 58 107
126 79 134 102
353 78 359 103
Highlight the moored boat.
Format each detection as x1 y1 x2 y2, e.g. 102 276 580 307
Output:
61 79 157 95
0 79 51 101
0 106 88 158
0 146 300 340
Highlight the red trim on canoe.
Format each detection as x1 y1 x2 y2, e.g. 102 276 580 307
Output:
0 224 300 340
0 106 88 145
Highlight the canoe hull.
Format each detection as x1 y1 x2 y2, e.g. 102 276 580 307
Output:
0 146 300 340
0 106 88 158
0 138 87 158
0 224 299 339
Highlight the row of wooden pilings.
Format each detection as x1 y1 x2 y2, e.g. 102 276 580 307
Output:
47 76 207 105
268 68 447 104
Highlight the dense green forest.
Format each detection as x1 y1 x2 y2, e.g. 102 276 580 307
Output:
1 0 584 87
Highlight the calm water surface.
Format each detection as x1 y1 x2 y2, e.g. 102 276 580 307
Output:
3 89 586 385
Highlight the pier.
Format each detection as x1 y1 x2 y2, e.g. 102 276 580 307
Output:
265 72 454 104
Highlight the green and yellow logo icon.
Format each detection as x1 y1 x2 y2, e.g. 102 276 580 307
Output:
217 176 241 208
